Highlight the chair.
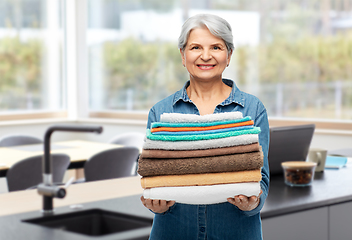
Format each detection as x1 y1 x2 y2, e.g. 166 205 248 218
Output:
6 154 70 192
84 147 140 182
109 132 145 149
0 134 43 147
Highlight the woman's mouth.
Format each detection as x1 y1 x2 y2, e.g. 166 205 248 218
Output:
197 64 216 70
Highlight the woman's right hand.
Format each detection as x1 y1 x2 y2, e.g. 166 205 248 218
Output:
140 196 175 214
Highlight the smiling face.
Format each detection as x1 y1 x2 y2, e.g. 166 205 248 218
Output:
180 27 232 83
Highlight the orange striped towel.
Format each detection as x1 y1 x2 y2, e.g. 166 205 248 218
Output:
151 120 254 133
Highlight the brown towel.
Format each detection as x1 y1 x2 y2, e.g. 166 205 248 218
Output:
141 170 262 188
137 150 263 177
141 142 260 159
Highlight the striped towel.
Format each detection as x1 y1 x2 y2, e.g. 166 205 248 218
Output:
146 127 261 141
151 120 254 133
152 125 254 135
151 116 252 129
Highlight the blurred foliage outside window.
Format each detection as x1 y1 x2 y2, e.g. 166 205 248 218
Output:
0 0 351 121
0 37 42 109
0 0 64 112
88 0 352 120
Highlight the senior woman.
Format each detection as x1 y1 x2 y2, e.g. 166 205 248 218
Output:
140 14 270 240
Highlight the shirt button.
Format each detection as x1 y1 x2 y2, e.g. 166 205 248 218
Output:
200 227 205 232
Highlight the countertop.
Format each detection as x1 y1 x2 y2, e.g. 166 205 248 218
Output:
261 158 352 218
0 195 153 240
1 160 352 239
0 176 153 240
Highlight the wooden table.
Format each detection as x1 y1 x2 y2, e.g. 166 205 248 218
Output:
0 140 123 177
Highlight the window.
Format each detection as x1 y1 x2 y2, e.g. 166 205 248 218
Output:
1 0 351 125
0 0 65 114
87 0 352 121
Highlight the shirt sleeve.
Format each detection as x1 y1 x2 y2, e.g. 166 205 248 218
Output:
241 104 270 217
147 107 157 129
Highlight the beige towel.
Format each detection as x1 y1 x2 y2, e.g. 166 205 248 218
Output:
141 170 262 188
141 143 260 159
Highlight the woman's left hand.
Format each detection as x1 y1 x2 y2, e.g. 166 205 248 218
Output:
227 190 262 211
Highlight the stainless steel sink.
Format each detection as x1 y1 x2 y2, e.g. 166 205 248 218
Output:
23 209 152 239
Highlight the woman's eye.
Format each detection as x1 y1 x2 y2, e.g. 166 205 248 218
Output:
191 46 200 50
213 46 220 50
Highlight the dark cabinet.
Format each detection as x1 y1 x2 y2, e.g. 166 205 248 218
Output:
329 201 352 240
262 207 329 240
263 201 352 240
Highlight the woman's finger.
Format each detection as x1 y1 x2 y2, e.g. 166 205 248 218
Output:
167 200 176 207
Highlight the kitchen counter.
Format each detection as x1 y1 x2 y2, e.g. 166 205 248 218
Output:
0 195 153 240
0 176 153 240
261 158 352 240
0 160 351 240
262 158 352 219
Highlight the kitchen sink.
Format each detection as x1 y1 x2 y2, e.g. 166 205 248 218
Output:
23 208 152 239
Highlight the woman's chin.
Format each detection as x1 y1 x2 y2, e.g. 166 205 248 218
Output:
190 75 223 82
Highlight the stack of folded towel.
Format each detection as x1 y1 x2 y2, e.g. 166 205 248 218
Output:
137 112 263 205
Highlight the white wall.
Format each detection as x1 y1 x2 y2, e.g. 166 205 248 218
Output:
310 132 352 151
0 119 147 143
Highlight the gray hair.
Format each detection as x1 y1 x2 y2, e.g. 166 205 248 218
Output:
178 14 234 54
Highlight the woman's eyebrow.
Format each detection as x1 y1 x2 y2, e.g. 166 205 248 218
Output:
211 42 225 46
188 42 224 46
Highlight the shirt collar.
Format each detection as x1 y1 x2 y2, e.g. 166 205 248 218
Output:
173 79 245 108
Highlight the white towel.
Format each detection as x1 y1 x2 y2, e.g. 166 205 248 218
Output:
143 134 258 150
160 112 243 123
143 182 261 205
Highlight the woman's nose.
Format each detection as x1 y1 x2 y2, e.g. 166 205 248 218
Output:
201 49 212 61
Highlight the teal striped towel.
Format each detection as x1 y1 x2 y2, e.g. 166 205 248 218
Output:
152 125 253 135
151 116 252 129
146 127 261 141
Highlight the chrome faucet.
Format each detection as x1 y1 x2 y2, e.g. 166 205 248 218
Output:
37 125 103 214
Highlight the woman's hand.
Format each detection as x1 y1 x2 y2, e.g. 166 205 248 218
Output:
227 190 262 211
140 196 176 214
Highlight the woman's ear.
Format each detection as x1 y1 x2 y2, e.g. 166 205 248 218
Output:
180 49 186 67
227 49 233 66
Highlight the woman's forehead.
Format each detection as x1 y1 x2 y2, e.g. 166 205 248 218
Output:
187 28 225 45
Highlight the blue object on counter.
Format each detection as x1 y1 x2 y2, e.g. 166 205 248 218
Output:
325 156 348 169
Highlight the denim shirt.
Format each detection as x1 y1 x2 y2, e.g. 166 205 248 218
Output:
146 79 270 240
